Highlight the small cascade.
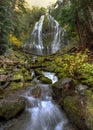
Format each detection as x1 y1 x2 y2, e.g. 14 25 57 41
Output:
1 72 74 130
22 80 68 130
24 15 67 55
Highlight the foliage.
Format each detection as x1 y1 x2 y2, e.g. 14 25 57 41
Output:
12 5 46 44
0 0 47 54
37 50 93 86
0 0 13 54
52 50 93 86
58 6 78 43
30 6 46 24
9 34 21 48
50 0 93 47
12 1 32 43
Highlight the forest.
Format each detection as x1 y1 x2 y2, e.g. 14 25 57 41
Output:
0 0 93 130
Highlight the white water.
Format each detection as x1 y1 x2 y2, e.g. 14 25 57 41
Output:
48 15 64 53
24 15 66 55
0 72 73 130
42 71 58 84
31 15 45 55
23 82 68 130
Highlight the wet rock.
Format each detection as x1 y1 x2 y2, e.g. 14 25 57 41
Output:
52 78 74 101
75 84 88 94
30 86 41 98
52 78 74 89
0 96 25 120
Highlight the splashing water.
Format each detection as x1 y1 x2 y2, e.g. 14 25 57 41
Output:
1 72 72 130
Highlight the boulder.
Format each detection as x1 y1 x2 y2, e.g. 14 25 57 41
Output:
30 86 41 98
39 76 52 84
63 90 93 130
0 96 25 120
52 78 74 102
52 78 93 130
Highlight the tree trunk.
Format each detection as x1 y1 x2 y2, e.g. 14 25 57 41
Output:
75 11 84 47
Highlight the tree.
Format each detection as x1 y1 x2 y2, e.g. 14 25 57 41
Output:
0 0 13 54
50 0 93 49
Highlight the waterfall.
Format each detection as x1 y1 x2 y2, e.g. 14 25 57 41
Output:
48 15 65 53
31 15 44 55
24 15 67 55
32 15 44 49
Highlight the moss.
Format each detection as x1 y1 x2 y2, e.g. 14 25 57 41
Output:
85 90 93 130
63 95 87 129
0 68 7 75
35 69 42 76
11 82 23 90
24 70 33 82
39 76 52 84
24 82 34 87
0 97 25 120
13 72 23 82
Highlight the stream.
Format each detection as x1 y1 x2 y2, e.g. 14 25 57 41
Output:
0 72 74 130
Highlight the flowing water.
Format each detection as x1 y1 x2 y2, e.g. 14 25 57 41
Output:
0 72 73 130
24 15 67 55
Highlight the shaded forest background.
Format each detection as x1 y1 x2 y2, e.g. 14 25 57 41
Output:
0 0 93 55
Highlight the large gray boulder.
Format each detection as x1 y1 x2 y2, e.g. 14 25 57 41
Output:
0 96 25 120
52 78 74 103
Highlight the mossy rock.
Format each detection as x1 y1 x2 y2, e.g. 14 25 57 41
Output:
24 82 34 87
54 86 93 130
24 71 33 82
35 69 42 76
11 82 23 90
12 72 23 82
52 78 75 102
85 90 93 130
63 94 88 130
0 96 25 120
0 68 7 75
39 76 52 84
63 90 93 130
52 78 93 130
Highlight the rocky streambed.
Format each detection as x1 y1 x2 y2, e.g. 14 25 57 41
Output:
0 49 93 130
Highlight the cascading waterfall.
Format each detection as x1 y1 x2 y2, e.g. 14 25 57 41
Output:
48 15 65 53
30 15 44 55
24 14 67 55
0 72 74 130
